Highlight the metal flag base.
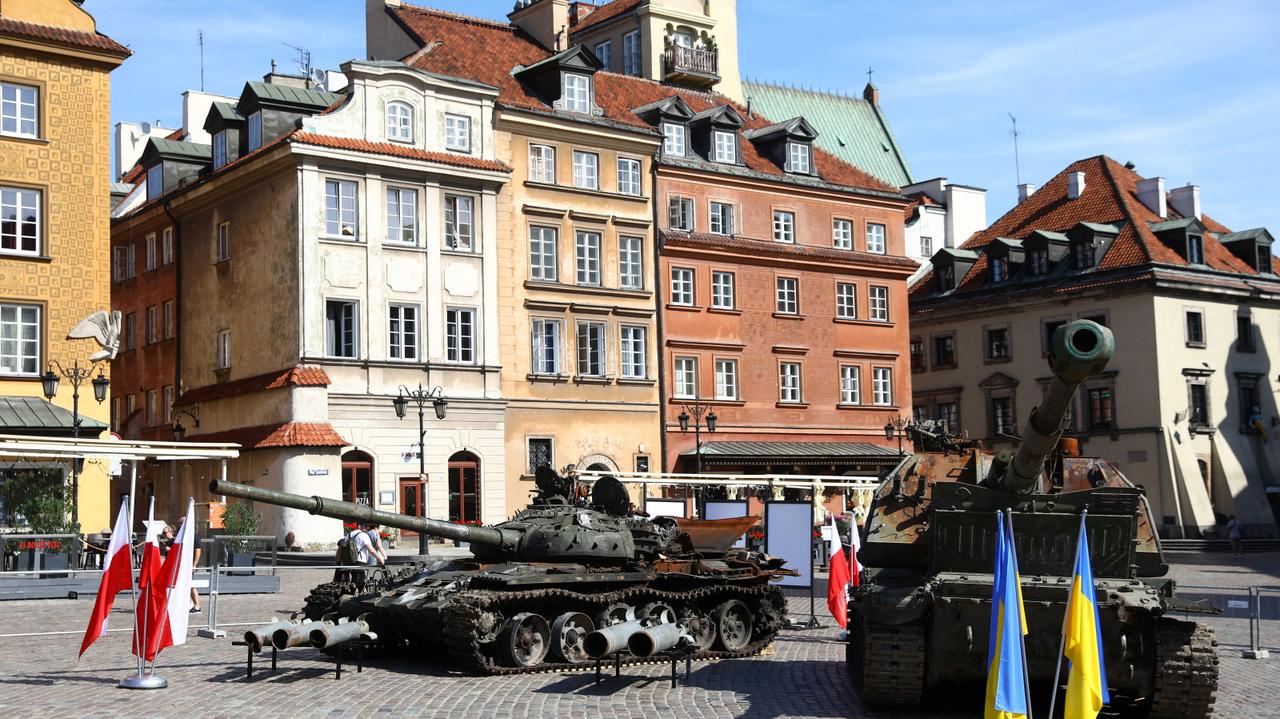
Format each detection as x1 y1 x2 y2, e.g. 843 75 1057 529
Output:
119 672 168 689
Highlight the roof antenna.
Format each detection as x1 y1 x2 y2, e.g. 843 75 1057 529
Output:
284 43 313 77
198 30 205 92
1008 112 1022 187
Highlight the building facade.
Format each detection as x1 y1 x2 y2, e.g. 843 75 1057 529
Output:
0 0 128 531
910 156 1280 538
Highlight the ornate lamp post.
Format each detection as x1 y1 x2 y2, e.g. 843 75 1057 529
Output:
677 399 717 515
170 408 201 441
883 416 911 456
393 384 446 557
40 359 109 525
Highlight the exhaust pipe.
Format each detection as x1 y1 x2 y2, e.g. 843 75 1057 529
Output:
309 615 373 650
272 619 330 650
628 622 689 658
244 619 295 652
583 620 643 658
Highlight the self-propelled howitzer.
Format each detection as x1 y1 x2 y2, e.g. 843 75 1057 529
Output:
847 320 1220 717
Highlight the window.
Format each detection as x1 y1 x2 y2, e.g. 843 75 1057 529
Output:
662 123 686 156
619 235 643 289
1185 310 1205 347
1029 248 1048 275
986 327 1010 361
528 437 553 473
146 389 157 427
620 326 647 379
775 277 798 314
576 322 605 377
446 307 475 363
124 394 135 420
836 282 857 319
594 40 612 69
388 303 419 361
386 187 417 244
215 329 231 370
0 186 39 255
991 396 1014 435
712 130 736 163
0 81 38 137
161 227 174 265
575 231 601 285
325 299 359 358
788 142 811 173
920 236 933 258
833 219 853 250
937 264 955 291
1081 313 1107 328
1237 315 1256 352
1087 387 1114 430
1257 244 1271 273
0 303 39 375
123 313 136 350
913 405 929 423
444 114 470 151
779 363 802 403
444 195 474 251
673 356 697 398
933 334 956 367
324 179 358 237
938 402 959 432
669 196 694 231
529 144 556 183
531 318 562 374
163 386 175 425
215 221 231 262
145 233 157 271
991 257 1008 283
708 201 734 235
1187 234 1203 265
529 226 558 281
711 271 735 309
1073 241 1094 269
840 365 861 405
572 151 598 189
866 223 886 254
617 157 641 195
773 210 795 243
562 73 592 114
1188 382 1209 429
145 306 157 344
623 31 641 75
146 163 164 200
1043 319 1068 353
163 301 174 339
634 455 650 473
909 338 925 372
715 359 738 400
670 267 694 306
212 131 227 168
869 285 889 321
247 111 262 151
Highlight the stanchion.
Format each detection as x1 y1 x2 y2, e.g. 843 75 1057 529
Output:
1243 585 1270 659
199 564 225 639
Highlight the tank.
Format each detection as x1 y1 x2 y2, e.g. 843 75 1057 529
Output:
210 467 793 674
847 320 1220 717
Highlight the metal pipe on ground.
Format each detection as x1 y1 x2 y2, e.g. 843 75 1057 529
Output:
244 619 295 652
310 615 372 649
627 622 688 657
272 620 330 650
583 620 643 658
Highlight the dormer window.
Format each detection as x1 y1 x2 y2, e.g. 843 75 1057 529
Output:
146 164 163 200
662 123 686 156
713 130 735 163
787 142 811 174
1029 248 1048 275
562 73 592 114
445 114 470 152
212 131 227 169
1073 241 1094 269
1186 234 1203 264
386 101 413 143
937 265 955 291
247 111 262 151
991 257 1008 283
1258 245 1272 273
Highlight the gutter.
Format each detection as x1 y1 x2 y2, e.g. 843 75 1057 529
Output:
161 200 182 401
652 148 669 473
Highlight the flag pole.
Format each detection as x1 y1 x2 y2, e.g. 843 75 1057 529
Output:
1005 510 1034 719
120 464 166 689
1047 509 1087 719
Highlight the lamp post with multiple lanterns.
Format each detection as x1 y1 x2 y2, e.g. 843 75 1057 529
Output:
677 399 717 515
883 416 912 456
392 384 447 556
40 359 109 525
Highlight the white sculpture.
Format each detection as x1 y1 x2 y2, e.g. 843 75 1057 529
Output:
66 310 122 361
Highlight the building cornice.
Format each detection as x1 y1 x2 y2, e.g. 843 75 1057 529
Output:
657 161 908 208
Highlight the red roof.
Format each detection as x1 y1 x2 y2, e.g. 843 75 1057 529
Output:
0 16 131 58
177 366 330 406
185 421 348 449
391 3 897 196
570 0 643 35
903 192 938 221
292 133 511 172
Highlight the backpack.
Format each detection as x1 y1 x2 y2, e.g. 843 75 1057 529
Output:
335 532 358 566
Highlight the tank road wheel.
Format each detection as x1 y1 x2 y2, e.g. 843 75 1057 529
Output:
550 612 595 664
1148 619 1219 719
475 609 505 645
500 613 551 668
639 601 676 624
713 599 754 651
856 618 925 710
595 602 636 627
679 607 717 651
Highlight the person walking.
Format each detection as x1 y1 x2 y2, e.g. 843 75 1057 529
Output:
1226 515 1243 557
353 522 387 567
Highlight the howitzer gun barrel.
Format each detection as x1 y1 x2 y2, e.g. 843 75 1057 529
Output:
1003 320 1114 494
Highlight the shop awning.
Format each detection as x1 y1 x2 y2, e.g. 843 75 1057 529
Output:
0 396 109 437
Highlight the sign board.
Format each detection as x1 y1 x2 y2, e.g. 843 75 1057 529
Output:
307 468 329 476
704 500 751 548
1267 486 1280 494
765 501 813 588
401 445 420 465
378 491 395 506
644 498 687 519
1227 599 1250 610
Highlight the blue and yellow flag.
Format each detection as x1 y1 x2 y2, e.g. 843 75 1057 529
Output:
1062 517 1111 719
985 511 1030 719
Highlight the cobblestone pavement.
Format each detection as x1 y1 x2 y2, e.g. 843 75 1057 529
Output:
0 553 1276 719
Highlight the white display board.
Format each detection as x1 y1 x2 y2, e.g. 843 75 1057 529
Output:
645 498 687 519
765 501 813 588
704 500 751 548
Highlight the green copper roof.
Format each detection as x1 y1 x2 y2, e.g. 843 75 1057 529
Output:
245 81 341 110
742 80 912 188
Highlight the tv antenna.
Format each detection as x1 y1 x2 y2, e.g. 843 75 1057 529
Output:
284 43 312 77
198 30 205 91
1008 112 1022 187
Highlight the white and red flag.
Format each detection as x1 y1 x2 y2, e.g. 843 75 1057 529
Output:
826 514 851 628
79 498 134 658
132 498 164 659
848 511 862 589
142 498 196 661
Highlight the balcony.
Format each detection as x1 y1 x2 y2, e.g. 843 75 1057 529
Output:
663 45 720 87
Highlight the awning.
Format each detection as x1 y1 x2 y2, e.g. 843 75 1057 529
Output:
0 396 109 437
680 441 901 467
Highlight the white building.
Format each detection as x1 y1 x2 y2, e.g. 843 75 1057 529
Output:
901 177 987 283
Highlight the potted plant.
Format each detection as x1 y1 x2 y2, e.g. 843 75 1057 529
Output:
222 502 261 572
1 469 78 575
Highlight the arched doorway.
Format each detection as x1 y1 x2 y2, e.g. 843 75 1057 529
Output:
341 450 374 505
448 451 481 523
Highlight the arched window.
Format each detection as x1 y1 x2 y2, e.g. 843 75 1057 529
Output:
341 450 374 505
386 101 413 143
448 451 481 523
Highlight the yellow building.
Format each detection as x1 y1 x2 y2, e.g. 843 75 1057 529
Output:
0 0 129 532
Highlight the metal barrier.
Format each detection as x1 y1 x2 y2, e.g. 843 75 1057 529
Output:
1244 585 1280 659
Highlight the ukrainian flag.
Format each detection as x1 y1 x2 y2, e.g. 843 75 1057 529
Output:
1063 519 1111 718
985 511 1030 719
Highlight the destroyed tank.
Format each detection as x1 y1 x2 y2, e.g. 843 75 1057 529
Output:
848 320 1220 717
212 468 792 674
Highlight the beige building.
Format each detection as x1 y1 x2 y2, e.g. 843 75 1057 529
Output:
0 0 128 532
911 155 1280 538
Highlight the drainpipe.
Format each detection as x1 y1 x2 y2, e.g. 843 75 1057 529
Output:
651 148 669 472
162 199 182 519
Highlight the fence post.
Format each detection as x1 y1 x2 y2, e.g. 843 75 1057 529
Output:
1243 585 1270 659
197 564 226 639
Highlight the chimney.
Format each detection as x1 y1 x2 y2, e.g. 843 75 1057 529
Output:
1169 183 1201 220
1017 183 1036 203
1136 177 1167 219
569 1 594 25
1067 171 1086 199
862 82 878 106
509 0 570 52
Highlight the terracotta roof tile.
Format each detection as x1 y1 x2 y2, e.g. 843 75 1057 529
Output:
185 421 347 449
0 16 131 57
570 0 643 35
176 366 329 406
291 132 511 172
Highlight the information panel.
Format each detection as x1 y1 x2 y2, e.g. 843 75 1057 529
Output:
764 501 813 588
704 500 751 548
644 498 687 519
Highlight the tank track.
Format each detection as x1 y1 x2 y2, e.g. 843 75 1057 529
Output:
849 617 925 710
1148 618 1218 719
441 583 786 675
302 581 358 621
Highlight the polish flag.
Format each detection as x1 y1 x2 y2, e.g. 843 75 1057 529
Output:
848 511 862 589
79 498 134 658
133 498 164 660
826 514 851 628
144 499 195 660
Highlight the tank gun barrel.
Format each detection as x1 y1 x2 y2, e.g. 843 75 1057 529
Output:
1002 320 1114 494
209 479 513 548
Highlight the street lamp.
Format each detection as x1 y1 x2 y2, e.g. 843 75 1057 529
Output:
41 359 109 525
392 384 447 480
883 416 911 456
171 408 200 442
677 399 717 515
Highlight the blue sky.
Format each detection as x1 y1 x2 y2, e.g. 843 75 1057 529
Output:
94 0 1280 236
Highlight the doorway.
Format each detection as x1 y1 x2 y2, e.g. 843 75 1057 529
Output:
448 451 481 523
399 477 426 536
341 450 374 505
